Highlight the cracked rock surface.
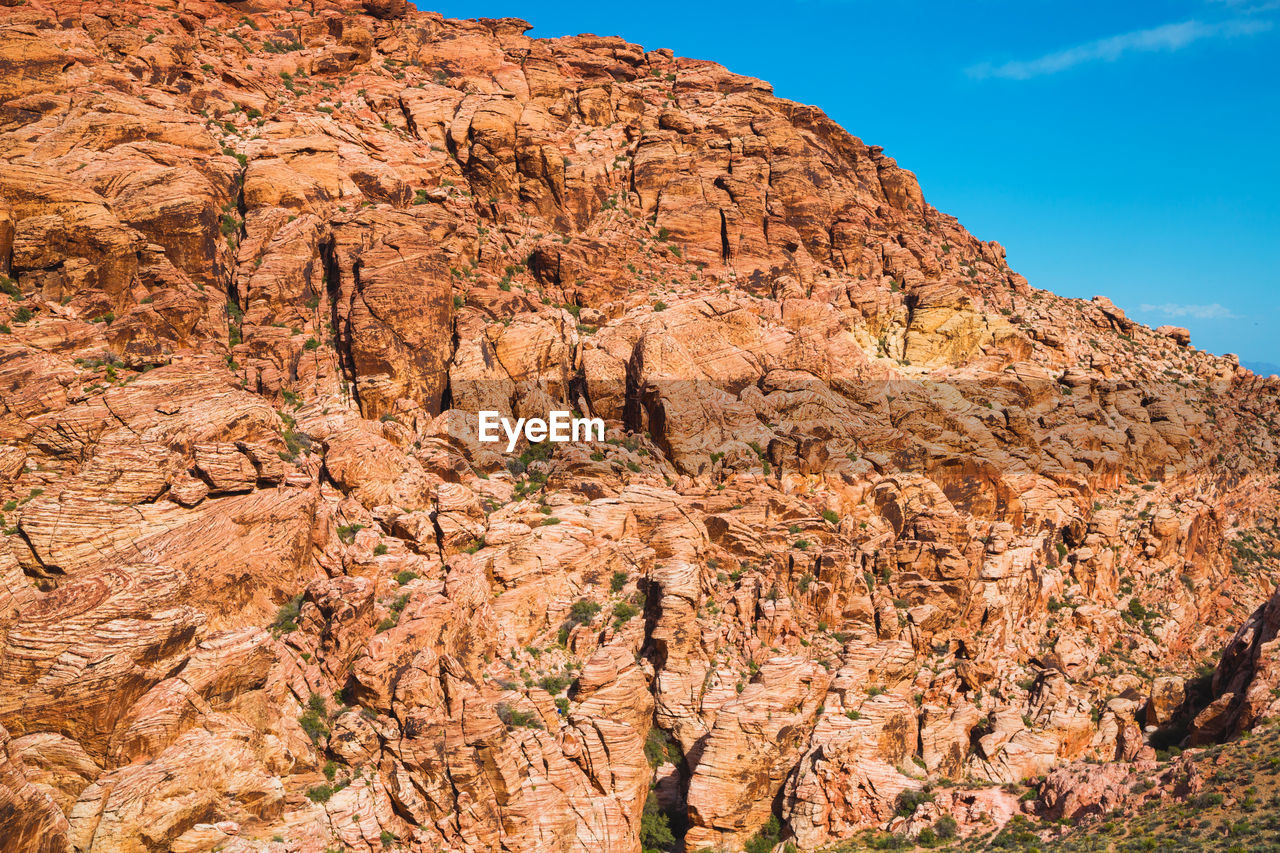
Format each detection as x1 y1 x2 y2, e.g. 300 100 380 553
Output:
1 1 1279 851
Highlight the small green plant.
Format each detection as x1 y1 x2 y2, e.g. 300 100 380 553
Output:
567 598 601 626
640 791 675 852
306 783 340 803
537 673 570 694
895 788 934 817
612 601 639 628
337 523 364 544
643 727 684 767
298 706 328 743
272 594 303 633
744 816 782 853
495 702 543 730
377 593 410 632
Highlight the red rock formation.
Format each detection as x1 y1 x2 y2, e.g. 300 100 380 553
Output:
0 2 1278 851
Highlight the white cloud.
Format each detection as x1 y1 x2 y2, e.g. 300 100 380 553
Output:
1138 302 1240 320
967 17 1272 80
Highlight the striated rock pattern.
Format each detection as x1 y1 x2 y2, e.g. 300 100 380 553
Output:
1 1 1279 851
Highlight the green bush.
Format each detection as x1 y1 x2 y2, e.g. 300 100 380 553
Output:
895 788 934 817
495 702 543 730
1193 792 1225 808
643 727 683 768
640 791 674 853
306 783 334 802
299 708 328 743
272 594 303 633
744 816 782 853
612 601 639 628
377 594 410 632
537 673 570 694
990 815 1039 848
568 598 601 626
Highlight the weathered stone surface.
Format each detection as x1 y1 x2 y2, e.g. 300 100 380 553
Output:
1189 585 1280 744
0 3 1277 852
0 722 69 853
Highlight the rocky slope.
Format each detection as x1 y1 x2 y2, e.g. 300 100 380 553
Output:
835 721 1280 851
1 1 1279 851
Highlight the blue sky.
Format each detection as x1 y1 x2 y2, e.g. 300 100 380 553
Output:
430 1 1280 370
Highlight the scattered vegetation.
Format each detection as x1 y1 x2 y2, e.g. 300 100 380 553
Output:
495 702 543 730
271 594 303 634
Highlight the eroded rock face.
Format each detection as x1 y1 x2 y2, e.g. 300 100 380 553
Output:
1 2 1279 852
1188 585 1280 745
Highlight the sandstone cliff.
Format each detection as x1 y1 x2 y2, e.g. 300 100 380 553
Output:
1 1 1278 851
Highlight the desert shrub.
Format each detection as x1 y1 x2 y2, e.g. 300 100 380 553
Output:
495 702 542 730
272 594 303 633
306 784 334 802
895 788 934 817
568 598 601 626
934 815 958 839
644 727 683 768
537 673 570 694
744 816 782 853
612 601 639 628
